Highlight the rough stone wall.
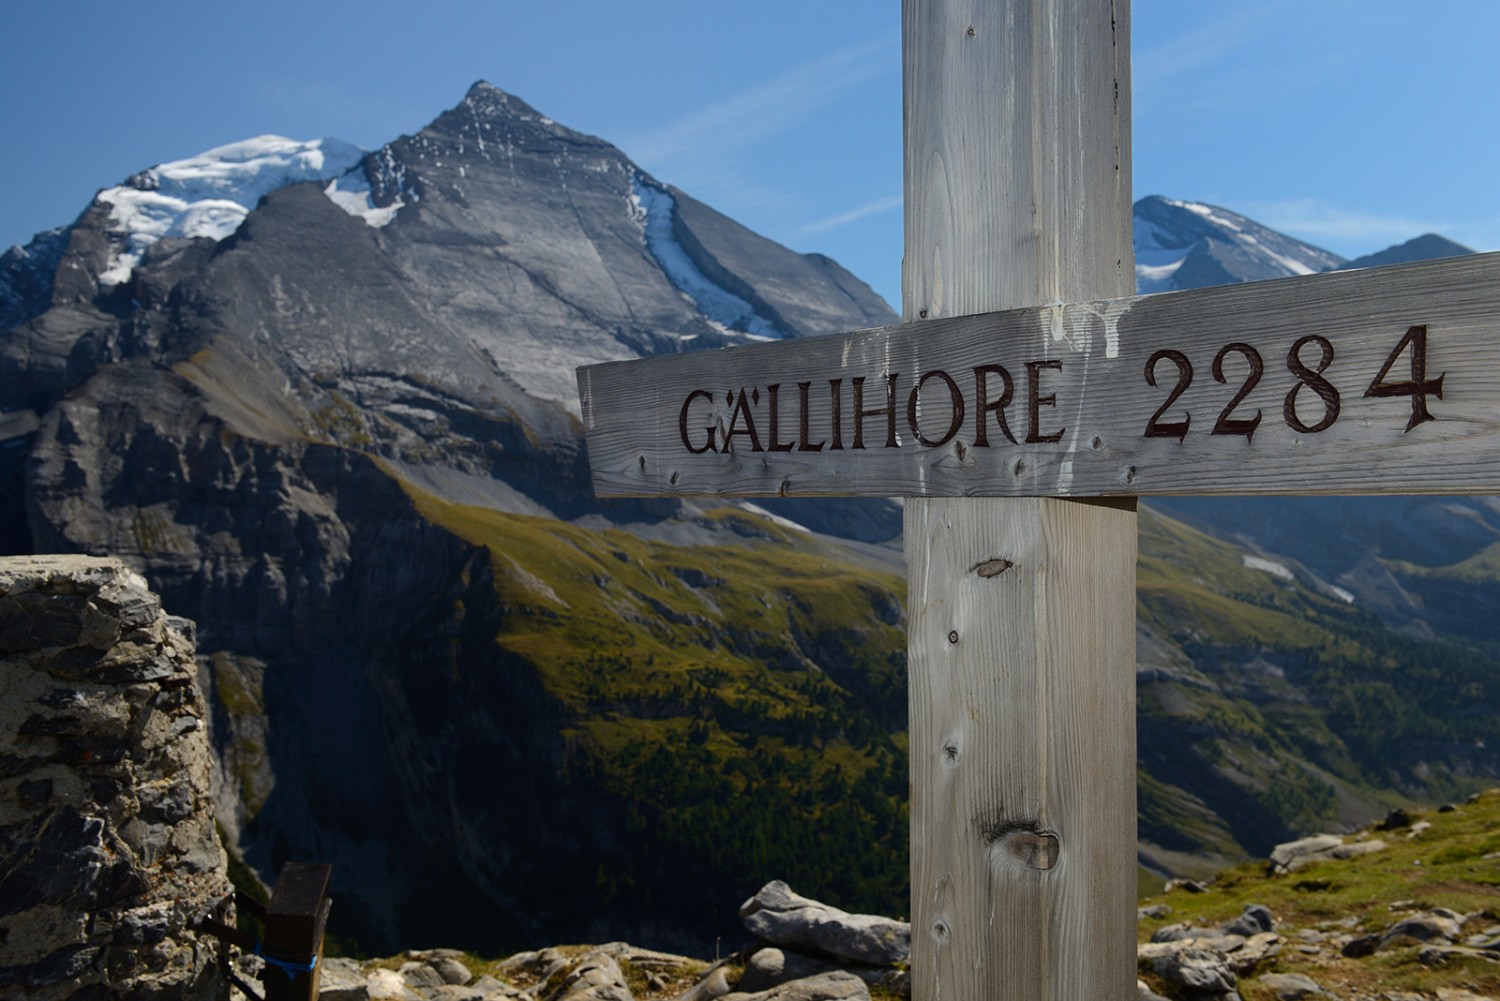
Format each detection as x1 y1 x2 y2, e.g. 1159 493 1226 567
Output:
0 555 230 1000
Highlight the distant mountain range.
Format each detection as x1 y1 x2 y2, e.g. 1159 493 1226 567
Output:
1132 194 1473 293
1 82 1493 956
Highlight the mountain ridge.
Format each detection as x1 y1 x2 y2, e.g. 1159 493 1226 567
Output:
2 81 1496 956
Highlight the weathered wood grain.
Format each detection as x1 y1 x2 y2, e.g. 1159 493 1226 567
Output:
901 2 1137 1000
907 497 1137 1000
578 251 1500 499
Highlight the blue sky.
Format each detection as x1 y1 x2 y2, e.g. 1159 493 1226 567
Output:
3 1 1496 311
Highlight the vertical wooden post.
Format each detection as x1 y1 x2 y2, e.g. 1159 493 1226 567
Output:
261 862 331 1001
903 2 1137 999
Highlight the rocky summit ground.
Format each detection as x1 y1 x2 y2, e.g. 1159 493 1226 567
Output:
1135 788 1500 1000
230 791 1499 1001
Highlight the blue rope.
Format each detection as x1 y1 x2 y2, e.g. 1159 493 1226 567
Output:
252 940 319 979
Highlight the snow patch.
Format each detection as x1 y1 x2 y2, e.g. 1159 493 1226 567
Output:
1326 584 1356 605
1175 199 1244 233
630 175 785 341
1135 255 1186 294
97 135 366 284
1133 216 1189 293
1253 560 1358 603
739 502 810 534
1242 555 1295 582
324 172 403 229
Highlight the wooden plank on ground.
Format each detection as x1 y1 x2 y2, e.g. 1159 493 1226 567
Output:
578 251 1500 498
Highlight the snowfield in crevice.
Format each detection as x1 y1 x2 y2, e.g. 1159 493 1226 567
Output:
1133 216 1189 293
323 172 403 229
1242 554 1356 604
630 175 785 342
96 135 366 285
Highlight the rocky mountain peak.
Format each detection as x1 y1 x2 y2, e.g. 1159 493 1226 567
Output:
1133 194 1346 293
1338 232 1474 271
5 79 1496 963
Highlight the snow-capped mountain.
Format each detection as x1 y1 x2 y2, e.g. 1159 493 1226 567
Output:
96 135 368 285
0 82 904 950
1 81 1492 956
1133 194 1347 293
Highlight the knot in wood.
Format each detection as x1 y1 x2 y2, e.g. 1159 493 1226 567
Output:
982 823 1061 871
972 558 1013 578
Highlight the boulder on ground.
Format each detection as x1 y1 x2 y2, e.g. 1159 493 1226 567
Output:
1222 905 1275 938
719 971 870 1001
1269 834 1387 873
1256 971 1333 1000
739 882 909 967
1148 946 1238 996
1380 911 1463 949
1163 878 1209 894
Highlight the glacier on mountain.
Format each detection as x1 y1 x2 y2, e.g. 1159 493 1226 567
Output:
630 175 785 342
96 135 365 284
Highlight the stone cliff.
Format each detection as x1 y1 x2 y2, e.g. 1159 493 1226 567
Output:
0 554 230 999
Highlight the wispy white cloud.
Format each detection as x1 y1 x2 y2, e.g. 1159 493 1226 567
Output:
623 37 895 168
1239 198 1456 252
617 36 897 215
798 194 902 236
1133 2 1357 116
1133 7 1279 94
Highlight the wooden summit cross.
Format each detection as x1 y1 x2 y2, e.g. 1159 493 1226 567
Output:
578 1 1500 997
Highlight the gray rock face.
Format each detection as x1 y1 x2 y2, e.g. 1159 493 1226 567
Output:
0 554 230 999
0 226 69 335
739 881 910 967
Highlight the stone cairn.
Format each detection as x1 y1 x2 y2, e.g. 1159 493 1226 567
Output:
0 555 231 1000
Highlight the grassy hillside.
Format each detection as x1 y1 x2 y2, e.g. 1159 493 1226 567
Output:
1137 788 1500 999
1136 505 1499 869
404 484 912 936
388 477 1498 950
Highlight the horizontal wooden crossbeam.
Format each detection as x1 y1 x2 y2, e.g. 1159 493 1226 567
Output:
578 252 1500 499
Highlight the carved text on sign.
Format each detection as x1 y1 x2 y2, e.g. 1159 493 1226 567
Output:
1144 324 1442 441
677 325 1446 456
678 361 1067 454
